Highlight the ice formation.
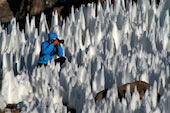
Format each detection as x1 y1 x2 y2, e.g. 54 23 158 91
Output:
0 0 170 112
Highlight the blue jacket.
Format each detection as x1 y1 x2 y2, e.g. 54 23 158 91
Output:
38 33 63 64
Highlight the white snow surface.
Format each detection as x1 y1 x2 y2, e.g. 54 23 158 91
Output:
0 0 170 112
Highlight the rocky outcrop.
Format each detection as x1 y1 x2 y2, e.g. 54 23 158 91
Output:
0 0 56 29
0 0 160 29
0 103 76 113
118 81 151 100
0 0 13 23
95 81 160 102
95 89 108 101
5 0 59 19
0 104 21 113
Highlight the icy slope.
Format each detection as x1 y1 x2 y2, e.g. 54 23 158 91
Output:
0 0 170 112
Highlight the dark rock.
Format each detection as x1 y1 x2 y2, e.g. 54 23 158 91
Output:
63 103 76 113
118 81 151 100
0 0 14 23
44 0 59 8
95 81 161 102
95 89 108 102
0 104 21 113
0 0 161 30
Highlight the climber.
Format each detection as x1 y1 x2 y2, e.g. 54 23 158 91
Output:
38 32 66 67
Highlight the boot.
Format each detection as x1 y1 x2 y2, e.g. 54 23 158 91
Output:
55 56 66 66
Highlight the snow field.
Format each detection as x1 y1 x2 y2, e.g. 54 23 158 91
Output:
0 0 170 112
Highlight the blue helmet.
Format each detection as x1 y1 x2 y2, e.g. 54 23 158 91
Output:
48 33 58 41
